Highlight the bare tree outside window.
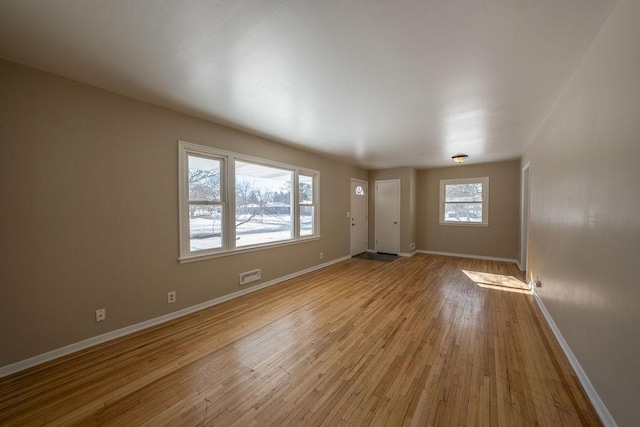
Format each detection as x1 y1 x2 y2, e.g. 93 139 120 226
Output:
235 161 292 247
187 156 223 250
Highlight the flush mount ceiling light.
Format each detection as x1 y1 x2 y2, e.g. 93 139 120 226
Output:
452 154 469 163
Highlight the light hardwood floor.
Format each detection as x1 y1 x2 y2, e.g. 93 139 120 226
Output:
0 254 600 426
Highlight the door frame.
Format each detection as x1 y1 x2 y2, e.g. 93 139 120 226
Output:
520 162 531 273
375 179 401 255
350 178 369 256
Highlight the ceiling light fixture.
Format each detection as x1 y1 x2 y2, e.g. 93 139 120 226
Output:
452 154 469 163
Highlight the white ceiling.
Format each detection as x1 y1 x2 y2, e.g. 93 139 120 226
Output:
0 0 615 169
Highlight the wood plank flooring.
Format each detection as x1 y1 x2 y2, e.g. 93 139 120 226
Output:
0 254 601 426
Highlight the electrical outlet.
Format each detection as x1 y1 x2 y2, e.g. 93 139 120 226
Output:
320 252 324 259
95 308 106 322
168 291 176 304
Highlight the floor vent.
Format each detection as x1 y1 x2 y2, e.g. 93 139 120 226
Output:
239 269 261 285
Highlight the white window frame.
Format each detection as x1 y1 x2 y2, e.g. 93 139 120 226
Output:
439 177 489 227
178 141 320 263
297 173 317 238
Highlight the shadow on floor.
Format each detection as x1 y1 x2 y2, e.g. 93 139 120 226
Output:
353 252 399 263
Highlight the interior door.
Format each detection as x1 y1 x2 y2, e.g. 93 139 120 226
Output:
350 179 368 256
375 180 400 254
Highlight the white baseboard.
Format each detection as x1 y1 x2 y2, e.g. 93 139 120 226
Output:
417 250 518 265
0 255 351 379
532 290 616 427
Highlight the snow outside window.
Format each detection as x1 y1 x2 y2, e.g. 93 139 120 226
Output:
187 155 224 252
235 161 293 247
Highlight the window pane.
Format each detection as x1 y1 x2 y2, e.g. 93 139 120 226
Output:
299 174 313 204
188 155 221 202
189 205 223 251
235 161 292 247
300 205 314 236
444 203 483 222
445 183 482 203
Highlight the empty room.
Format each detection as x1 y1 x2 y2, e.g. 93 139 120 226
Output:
0 1 638 426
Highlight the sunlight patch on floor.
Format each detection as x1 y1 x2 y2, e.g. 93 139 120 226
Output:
462 270 531 294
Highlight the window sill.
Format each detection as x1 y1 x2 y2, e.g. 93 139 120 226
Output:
439 222 489 227
178 235 321 264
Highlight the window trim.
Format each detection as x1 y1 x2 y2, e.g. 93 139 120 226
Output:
439 177 489 227
178 141 320 263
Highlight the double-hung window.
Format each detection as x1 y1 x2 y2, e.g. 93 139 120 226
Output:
179 141 319 261
186 154 225 252
439 177 489 226
298 174 316 237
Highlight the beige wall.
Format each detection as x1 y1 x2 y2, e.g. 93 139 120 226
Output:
0 59 367 367
416 160 520 260
368 167 417 254
522 0 640 424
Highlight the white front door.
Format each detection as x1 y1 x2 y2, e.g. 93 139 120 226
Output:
350 179 368 256
375 180 400 254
